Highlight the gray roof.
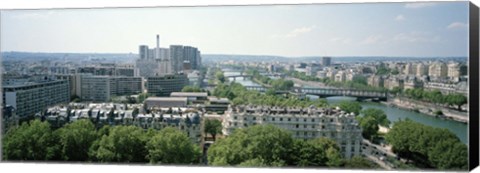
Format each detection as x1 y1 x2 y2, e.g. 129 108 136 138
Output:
171 92 208 97
145 97 188 102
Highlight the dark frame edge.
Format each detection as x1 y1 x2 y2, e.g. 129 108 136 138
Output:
469 1 479 171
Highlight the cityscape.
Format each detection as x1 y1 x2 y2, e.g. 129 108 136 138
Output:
0 2 471 171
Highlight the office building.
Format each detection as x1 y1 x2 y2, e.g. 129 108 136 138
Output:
2 77 70 119
80 75 143 102
147 74 189 96
322 57 332 66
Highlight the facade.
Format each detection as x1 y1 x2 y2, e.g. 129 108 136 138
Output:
428 61 448 78
322 57 332 66
170 45 185 73
139 45 149 59
404 63 416 75
368 75 384 88
2 78 70 119
416 63 429 77
77 64 139 77
80 75 143 102
42 103 203 143
334 71 346 82
223 105 363 159
147 74 188 96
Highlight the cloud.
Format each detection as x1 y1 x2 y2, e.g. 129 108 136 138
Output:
330 37 352 44
404 3 436 9
393 32 441 43
395 15 406 21
272 25 316 38
285 25 316 38
447 22 468 29
12 11 56 19
361 35 385 44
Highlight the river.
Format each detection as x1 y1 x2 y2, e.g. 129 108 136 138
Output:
222 69 468 144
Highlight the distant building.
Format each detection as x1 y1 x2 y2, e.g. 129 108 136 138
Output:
171 92 208 104
139 45 149 59
428 61 447 78
147 74 188 96
144 97 188 109
403 76 423 90
223 105 362 159
2 77 70 119
80 75 143 102
385 77 404 90
368 75 384 88
416 63 429 77
322 57 332 66
335 71 346 82
404 63 416 75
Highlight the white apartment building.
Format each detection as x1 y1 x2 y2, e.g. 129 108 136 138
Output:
223 105 363 159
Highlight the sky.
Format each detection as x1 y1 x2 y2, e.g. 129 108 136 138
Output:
0 1 470 57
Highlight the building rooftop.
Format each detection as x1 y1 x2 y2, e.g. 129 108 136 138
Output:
145 97 188 102
171 92 208 97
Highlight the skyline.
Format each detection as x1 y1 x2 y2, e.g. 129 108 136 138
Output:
1 2 470 57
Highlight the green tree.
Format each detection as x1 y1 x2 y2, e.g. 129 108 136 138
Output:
146 127 201 164
57 119 97 161
2 120 60 161
358 116 379 141
344 156 379 169
291 138 343 167
428 138 468 170
385 119 467 170
204 119 223 141
137 93 150 103
361 108 390 127
207 124 294 166
182 86 204 92
216 71 226 83
445 93 467 110
89 126 148 163
337 101 362 115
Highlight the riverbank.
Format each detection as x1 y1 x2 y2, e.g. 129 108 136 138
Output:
382 98 468 124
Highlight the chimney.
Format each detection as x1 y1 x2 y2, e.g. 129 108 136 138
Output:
156 34 160 49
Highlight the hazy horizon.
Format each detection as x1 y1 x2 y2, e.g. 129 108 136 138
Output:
1 2 469 57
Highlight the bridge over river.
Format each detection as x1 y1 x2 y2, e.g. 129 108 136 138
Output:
245 86 388 101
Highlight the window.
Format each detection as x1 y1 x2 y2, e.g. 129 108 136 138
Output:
244 123 248 127
244 117 247 121
304 132 307 136
296 118 299 121
272 117 275 121
296 131 299 136
330 119 334 122
303 125 307 128
253 117 256 120
296 124 299 128
234 122 237 126
280 118 283 121
263 118 266 121
312 125 315 128
288 118 291 121
234 116 237 120
312 118 315 122
304 118 307 122
312 132 316 136
321 125 325 129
